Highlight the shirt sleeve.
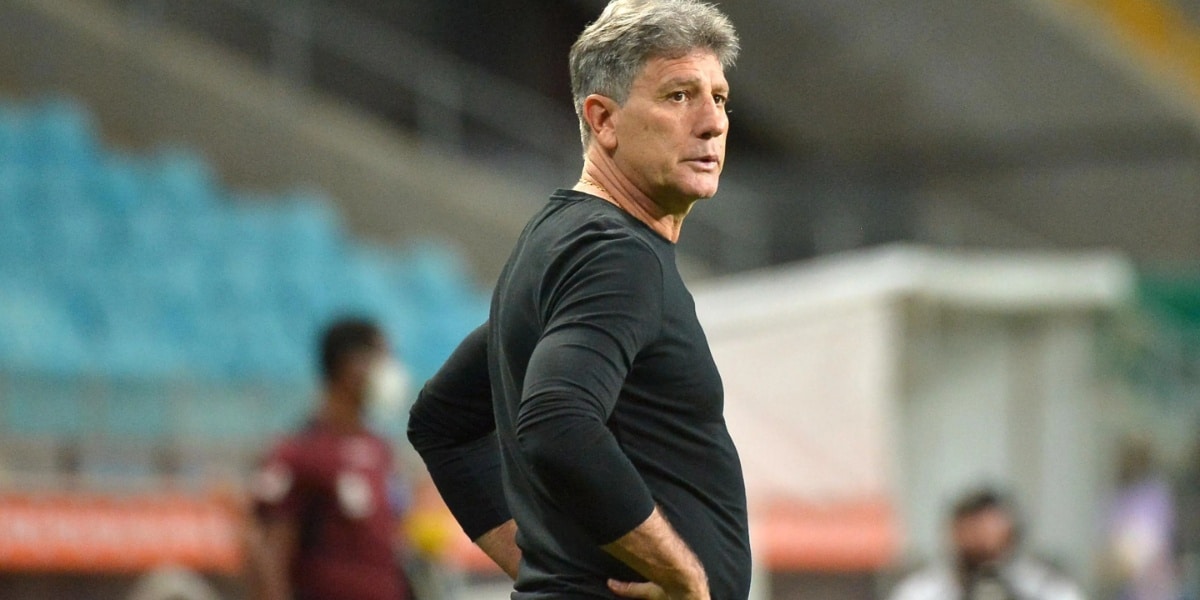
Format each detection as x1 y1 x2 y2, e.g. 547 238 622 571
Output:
407 323 510 540
252 440 308 523
515 232 663 544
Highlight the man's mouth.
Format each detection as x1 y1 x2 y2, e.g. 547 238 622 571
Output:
686 155 720 169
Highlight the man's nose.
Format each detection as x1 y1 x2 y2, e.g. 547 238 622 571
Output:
695 96 728 140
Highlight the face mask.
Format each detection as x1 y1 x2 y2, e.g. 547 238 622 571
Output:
366 357 412 434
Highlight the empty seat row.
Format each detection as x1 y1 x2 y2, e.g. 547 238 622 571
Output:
0 97 488 387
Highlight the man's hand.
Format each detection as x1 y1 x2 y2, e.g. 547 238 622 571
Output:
602 508 709 600
608 579 672 599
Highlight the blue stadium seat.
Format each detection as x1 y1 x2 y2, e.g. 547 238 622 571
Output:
89 155 144 217
0 96 489 393
25 97 98 170
143 148 217 212
0 164 34 220
0 104 26 165
0 284 89 376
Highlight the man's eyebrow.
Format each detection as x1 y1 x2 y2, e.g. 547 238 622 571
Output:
657 76 729 93
658 76 703 90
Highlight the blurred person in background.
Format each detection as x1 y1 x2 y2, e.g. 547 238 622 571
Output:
407 0 750 599
246 318 413 600
889 487 1084 600
1100 436 1178 600
1175 434 1200 600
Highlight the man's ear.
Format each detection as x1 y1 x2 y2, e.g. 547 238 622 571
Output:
583 94 620 151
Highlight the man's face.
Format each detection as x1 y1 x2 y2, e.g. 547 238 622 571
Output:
952 508 1016 571
609 50 730 208
338 342 388 407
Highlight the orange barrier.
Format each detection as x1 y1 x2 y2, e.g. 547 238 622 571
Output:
434 496 899 575
0 492 243 574
752 498 898 572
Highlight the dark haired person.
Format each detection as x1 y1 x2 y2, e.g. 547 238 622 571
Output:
248 318 411 600
889 488 1083 600
407 1 749 598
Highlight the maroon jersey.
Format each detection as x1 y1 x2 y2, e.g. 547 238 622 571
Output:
254 419 405 600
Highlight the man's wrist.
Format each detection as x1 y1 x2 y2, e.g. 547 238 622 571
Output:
603 507 709 599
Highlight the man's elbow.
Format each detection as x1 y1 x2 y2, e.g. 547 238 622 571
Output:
514 418 556 474
514 411 605 481
406 388 440 454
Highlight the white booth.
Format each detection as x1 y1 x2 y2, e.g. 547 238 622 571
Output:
694 244 1134 592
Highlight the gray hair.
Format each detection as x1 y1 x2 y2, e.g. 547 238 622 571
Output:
569 0 740 149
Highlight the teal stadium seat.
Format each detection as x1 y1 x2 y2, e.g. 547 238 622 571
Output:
0 284 89 375
0 96 490 451
0 105 24 164
24 97 98 170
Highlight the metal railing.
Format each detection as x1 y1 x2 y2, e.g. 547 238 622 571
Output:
121 0 582 182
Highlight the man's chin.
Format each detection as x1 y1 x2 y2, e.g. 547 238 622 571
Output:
691 183 720 201
679 176 721 201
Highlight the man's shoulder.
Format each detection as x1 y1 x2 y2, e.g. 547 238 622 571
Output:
1008 557 1085 600
263 422 328 465
889 564 956 600
539 191 664 254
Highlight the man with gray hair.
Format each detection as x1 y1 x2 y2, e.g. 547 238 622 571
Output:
407 1 750 598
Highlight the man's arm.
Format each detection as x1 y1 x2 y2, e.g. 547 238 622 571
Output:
246 444 306 600
476 519 521 579
246 518 298 600
515 233 707 598
407 323 516 574
604 508 708 600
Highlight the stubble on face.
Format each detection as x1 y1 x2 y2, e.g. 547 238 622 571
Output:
610 50 730 214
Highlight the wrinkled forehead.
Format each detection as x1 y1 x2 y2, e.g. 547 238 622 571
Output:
632 49 728 88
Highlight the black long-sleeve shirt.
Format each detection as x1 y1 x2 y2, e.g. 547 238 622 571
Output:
408 190 751 599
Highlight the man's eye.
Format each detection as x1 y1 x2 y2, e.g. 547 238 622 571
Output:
670 91 687 102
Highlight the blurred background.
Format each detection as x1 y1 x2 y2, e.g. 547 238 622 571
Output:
1 0 1200 598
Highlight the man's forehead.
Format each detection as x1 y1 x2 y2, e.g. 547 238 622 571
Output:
955 507 1012 527
636 51 728 87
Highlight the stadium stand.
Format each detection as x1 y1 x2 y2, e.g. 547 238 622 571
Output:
0 95 489 479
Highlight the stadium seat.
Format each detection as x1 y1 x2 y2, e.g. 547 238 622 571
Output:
141 148 216 213
24 97 98 170
89 155 145 217
0 104 25 164
0 284 89 375
0 96 490 463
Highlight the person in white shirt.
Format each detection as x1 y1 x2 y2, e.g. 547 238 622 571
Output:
890 488 1086 600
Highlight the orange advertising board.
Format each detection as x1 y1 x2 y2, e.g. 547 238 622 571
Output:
0 492 242 574
437 496 899 574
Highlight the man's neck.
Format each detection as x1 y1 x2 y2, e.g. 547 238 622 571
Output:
574 152 692 243
319 389 365 432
